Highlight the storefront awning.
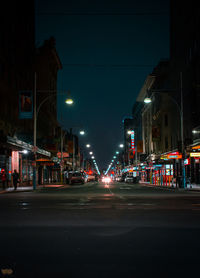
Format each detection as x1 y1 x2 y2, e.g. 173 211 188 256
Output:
7 136 51 157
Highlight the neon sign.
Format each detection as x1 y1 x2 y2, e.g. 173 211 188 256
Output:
190 152 200 157
130 130 135 151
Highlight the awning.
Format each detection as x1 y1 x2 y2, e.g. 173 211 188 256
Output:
7 136 51 157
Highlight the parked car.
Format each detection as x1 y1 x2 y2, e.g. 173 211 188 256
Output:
87 174 96 182
125 174 140 184
68 171 88 185
125 174 134 183
121 173 127 182
115 175 122 182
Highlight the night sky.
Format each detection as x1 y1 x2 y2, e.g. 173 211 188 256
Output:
35 0 169 169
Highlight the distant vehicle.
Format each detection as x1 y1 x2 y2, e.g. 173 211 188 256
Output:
86 171 96 182
125 173 140 183
115 175 122 182
68 171 88 185
121 173 127 182
87 175 95 182
102 176 112 184
125 174 134 183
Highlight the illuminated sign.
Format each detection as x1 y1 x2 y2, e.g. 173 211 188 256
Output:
161 155 168 160
192 145 200 150
161 152 182 160
190 152 200 157
130 130 135 150
167 154 182 159
184 158 190 165
57 152 69 158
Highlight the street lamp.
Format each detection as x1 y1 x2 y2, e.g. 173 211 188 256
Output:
119 144 124 148
143 97 152 104
65 98 73 105
33 73 73 190
143 72 186 188
72 129 85 171
116 151 119 154
86 144 91 148
89 152 93 155
65 90 74 105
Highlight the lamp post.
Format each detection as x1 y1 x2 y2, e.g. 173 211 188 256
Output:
68 128 85 171
143 72 186 188
33 73 73 190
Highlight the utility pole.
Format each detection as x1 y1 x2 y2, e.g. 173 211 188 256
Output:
33 72 37 190
180 72 186 188
73 134 75 171
60 128 64 183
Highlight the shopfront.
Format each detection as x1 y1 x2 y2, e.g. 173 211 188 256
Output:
5 136 51 186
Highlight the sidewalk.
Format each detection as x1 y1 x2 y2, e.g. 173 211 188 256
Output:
139 181 200 191
0 182 95 194
0 184 66 194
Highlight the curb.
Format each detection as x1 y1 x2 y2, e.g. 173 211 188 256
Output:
140 182 200 192
0 182 97 194
140 183 178 190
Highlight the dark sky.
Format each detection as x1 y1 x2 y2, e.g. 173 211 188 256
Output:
35 0 169 170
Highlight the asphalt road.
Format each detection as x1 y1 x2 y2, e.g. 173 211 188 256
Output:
0 181 200 278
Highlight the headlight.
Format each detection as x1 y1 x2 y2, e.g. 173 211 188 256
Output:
104 177 111 183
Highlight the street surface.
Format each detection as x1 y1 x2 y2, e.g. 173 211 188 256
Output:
0 181 200 278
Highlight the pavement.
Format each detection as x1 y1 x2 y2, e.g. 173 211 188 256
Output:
0 182 96 194
139 181 200 191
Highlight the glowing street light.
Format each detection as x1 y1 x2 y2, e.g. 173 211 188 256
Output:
65 90 74 105
143 97 152 104
91 156 95 159
116 151 119 154
86 144 91 148
127 130 132 135
119 144 124 148
80 130 85 135
65 98 74 105
89 152 93 155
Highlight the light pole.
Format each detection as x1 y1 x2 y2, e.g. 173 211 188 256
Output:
68 128 85 171
143 72 186 188
33 73 73 190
